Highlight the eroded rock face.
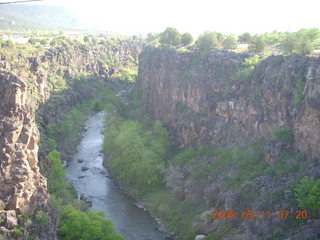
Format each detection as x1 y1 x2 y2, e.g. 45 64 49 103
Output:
0 41 144 239
0 71 56 239
137 48 320 159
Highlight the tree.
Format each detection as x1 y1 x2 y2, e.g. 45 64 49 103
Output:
298 38 314 55
58 206 124 240
238 32 252 43
83 35 90 43
281 34 298 54
195 32 219 51
294 176 320 217
248 35 265 54
223 36 238 49
1 39 14 48
281 34 314 55
159 27 181 47
216 32 226 45
296 28 320 42
181 32 193 46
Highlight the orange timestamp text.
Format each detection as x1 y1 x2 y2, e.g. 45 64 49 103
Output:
211 210 308 220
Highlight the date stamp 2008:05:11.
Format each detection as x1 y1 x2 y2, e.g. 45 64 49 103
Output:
211 210 309 220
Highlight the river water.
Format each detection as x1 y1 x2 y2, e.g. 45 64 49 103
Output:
65 112 168 240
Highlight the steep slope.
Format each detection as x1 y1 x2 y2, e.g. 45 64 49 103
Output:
137 47 320 160
0 39 143 239
136 47 320 239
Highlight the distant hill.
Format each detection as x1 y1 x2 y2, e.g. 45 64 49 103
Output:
0 4 89 31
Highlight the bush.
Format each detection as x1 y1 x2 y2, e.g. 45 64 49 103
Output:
293 74 306 104
47 150 75 202
1 39 14 48
47 138 57 151
181 32 193 46
159 27 181 47
248 35 265 54
104 117 169 194
294 176 320 216
34 210 50 225
238 32 252 43
281 34 314 55
58 205 124 240
234 55 260 79
270 127 294 143
223 36 238 49
195 32 219 51
110 67 137 82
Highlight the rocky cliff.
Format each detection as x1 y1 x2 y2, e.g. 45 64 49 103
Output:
136 48 320 239
137 47 320 160
0 71 56 239
0 39 142 239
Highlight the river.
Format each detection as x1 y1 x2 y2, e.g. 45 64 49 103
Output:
65 112 169 240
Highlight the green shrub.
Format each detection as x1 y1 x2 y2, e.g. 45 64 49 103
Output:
159 27 181 47
110 67 137 82
270 127 294 143
248 35 265 54
47 138 57 151
195 32 219 51
12 227 22 237
170 146 213 166
181 32 193 46
104 117 169 195
293 74 306 104
294 176 320 216
34 210 50 225
223 36 238 49
58 205 124 240
47 150 75 202
234 55 260 79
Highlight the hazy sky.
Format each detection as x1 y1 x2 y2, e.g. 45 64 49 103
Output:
33 0 320 35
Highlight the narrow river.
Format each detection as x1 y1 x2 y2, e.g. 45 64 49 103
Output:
65 112 169 240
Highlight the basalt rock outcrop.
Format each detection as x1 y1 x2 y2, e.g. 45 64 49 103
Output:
0 71 56 239
0 40 143 239
137 48 320 239
137 47 320 160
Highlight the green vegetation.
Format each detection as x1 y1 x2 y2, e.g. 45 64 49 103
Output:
47 150 75 202
42 95 124 240
181 32 193 46
171 140 267 190
270 127 294 143
110 66 137 82
58 206 124 240
195 32 220 51
151 27 320 56
234 55 260 79
159 27 182 47
248 35 265 54
159 27 193 47
238 32 252 43
45 108 87 155
34 210 50 225
104 116 169 195
294 176 320 217
293 74 307 104
222 35 238 50
281 29 320 55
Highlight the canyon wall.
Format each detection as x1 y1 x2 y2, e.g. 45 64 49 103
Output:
137 47 320 160
0 40 142 239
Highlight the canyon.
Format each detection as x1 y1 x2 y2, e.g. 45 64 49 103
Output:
0 40 319 239
0 40 142 239
137 48 320 160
